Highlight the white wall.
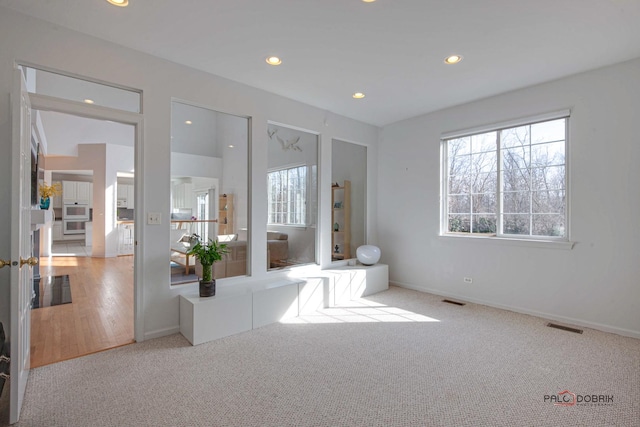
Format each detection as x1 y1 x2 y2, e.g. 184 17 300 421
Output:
379 58 640 337
0 7 379 339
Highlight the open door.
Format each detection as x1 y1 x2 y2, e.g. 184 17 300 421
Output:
9 67 35 424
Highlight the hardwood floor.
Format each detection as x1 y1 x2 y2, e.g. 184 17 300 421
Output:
31 255 134 368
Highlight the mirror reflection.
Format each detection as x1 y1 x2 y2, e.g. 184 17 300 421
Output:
331 139 367 261
267 124 318 269
170 101 249 284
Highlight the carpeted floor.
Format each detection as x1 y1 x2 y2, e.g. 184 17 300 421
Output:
8 286 640 426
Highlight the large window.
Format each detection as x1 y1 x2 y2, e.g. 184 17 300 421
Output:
268 165 307 226
443 114 568 239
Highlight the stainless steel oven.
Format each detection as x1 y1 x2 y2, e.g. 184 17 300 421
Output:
63 219 86 235
63 204 90 220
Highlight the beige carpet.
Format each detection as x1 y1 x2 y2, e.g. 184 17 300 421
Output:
8 286 640 426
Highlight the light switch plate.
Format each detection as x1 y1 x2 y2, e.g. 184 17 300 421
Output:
147 212 161 225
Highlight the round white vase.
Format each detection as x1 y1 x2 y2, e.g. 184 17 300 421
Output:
356 245 381 266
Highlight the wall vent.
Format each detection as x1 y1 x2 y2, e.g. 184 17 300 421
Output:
546 323 583 334
442 299 466 306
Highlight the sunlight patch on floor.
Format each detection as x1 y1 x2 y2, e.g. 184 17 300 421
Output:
282 297 440 324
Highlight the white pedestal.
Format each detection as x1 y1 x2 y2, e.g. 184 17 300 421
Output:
329 264 389 305
179 289 252 345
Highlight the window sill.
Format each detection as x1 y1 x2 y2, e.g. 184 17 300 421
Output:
438 233 575 250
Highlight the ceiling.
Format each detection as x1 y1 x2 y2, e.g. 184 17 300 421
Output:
3 0 640 127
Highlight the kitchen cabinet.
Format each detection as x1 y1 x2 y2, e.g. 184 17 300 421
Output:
63 181 91 205
117 184 135 209
52 221 63 241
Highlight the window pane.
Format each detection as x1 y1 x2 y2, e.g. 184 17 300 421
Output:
472 214 496 234
531 165 565 191
502 146 530 170
531 141 565 167
532 214 565 236
448 137 470 157
449 174 470 195
501 125 529 148
502 191 530 214
532 190 565 214
531 119 565 144
449 195 470 213
449 215 470 233
501 168 530 192
502 214 530 235
472 172 497 193
449 154 471 178
472 151 497 174
472 193 496 214
471 131 496 153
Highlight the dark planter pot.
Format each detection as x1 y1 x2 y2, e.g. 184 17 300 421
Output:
199 279 216 297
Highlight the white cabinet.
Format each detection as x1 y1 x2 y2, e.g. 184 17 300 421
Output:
63 181 91 205
117 184 134 209
88 183 94 208
52 221 63 241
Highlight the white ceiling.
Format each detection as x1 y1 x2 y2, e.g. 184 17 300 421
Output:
3 0 640 127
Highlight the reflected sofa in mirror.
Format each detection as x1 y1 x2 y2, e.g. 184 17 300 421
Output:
331 139 367 261
170 101 249 285
267 123 318 270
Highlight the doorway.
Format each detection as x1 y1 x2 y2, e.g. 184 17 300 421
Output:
21 65 143 366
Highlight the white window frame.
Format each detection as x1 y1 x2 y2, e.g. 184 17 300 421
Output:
267 164 308 226
440 110 572 245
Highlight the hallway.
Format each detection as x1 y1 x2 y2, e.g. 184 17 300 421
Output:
31 256 134 367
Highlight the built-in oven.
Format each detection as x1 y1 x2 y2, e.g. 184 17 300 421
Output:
63 204 90 220
63 219 87 235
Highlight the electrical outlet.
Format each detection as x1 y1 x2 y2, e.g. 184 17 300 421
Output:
464 277 473 284
147 212 162 225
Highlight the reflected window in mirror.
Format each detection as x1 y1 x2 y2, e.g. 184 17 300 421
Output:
267 124 318 270
170 101 249 285
331 139 367 262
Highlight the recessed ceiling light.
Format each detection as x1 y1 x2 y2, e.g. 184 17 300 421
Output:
185 120 192 125
106 0 129 6
228 145 234 148
84 99 95 104
265 56 282 66
362 0 376 2
444 55 463 65
352 92 366 99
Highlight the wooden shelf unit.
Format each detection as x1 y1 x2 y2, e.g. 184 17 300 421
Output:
331 180 351 261
218 194 234 235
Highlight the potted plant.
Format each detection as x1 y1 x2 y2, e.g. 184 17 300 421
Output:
187 237 229 297
38 182 61 209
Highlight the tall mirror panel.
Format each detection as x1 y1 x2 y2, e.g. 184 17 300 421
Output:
267 124 318 270
331 139 367 261
170 101 249 284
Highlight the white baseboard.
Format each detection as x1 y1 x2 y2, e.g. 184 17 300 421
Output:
390 281 640 340
143 325 180 341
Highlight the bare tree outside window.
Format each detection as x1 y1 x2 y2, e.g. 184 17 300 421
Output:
444 117 567 239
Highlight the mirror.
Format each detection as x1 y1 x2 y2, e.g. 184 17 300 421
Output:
170 101 249 284
331 139 367 261
267 124 318 270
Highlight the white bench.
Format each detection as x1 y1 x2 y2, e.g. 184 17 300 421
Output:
179 264 389 345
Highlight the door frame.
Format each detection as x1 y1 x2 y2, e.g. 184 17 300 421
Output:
28 92 145 343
